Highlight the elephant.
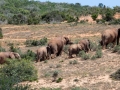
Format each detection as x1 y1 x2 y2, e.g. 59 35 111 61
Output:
100 28 120 49
78 39 91 52
47 36 73 59
0 52 21 64
36 46 50 62
68 44 82 58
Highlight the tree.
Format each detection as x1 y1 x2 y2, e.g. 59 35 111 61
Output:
91 13 98 21
98 3 104 8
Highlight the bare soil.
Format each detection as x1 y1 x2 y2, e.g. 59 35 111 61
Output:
0 23 120 90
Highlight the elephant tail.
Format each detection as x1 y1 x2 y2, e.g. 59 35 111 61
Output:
117 28 120 45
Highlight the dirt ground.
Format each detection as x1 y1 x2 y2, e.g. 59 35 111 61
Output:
0 23 120 90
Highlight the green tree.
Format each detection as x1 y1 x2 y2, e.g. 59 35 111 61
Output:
91 13 98 21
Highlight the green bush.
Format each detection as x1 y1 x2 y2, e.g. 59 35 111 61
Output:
0 74 30 90
96 19 105 24
79 51 90 60
0 28 3 39
56 77 63 83
89 41 98 51
0 46 6 52
110 68 120 80
91 55 97 60
109 19 120 25
112 45 120 53
91 13 98 21
21 49 36 61
0 59 37 90
69 60 78 65
25 37 47 47
9 44 21 53
0 59 37 81
95 49 102 58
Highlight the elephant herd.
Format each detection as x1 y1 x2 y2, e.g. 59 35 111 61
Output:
36 28 120 62
0 28 120 64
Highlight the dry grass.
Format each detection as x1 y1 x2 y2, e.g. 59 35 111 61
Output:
0 23 120 90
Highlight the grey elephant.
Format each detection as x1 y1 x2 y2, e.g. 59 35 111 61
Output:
68 44 82 58
0 52 21 64
47 36 73 59
36 46 51 62
78 39 91 52
100 28 120 49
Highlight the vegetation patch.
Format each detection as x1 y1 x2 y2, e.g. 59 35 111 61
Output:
0 59 37 89
25 37 47 47
110 69 120 80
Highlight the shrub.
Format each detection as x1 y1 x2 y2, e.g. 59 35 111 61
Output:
69 60 78 65
95 49 102 58
0 46 6 52
0 59 37 90
79 51 90 60
96 19 105 24
9 44 22 53
25 37 47 47
52 71 59 81
91 55 97 60
110 68 120 80
91 13 98 21
109 19 120 25
56 77 63 83
21 49 36 61
112 45 120 53
0 74 30 90
0 59 37 82
89 41 98 51
0 28 3 39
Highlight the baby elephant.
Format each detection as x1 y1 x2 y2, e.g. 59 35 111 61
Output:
36 46 50 62
0 52 21 64
68 44 82 58
78 39 91 52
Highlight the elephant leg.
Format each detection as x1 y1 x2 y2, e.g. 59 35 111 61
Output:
112 38 117 48
52 49 57 59
47 53 51 60
57 47 63 56
102 41 106 49
37 55 40 62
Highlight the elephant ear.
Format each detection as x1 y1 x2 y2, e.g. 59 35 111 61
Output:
64 37 73 45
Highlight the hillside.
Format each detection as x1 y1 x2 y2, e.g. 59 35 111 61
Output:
0 0 120 25
0 23 120 90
